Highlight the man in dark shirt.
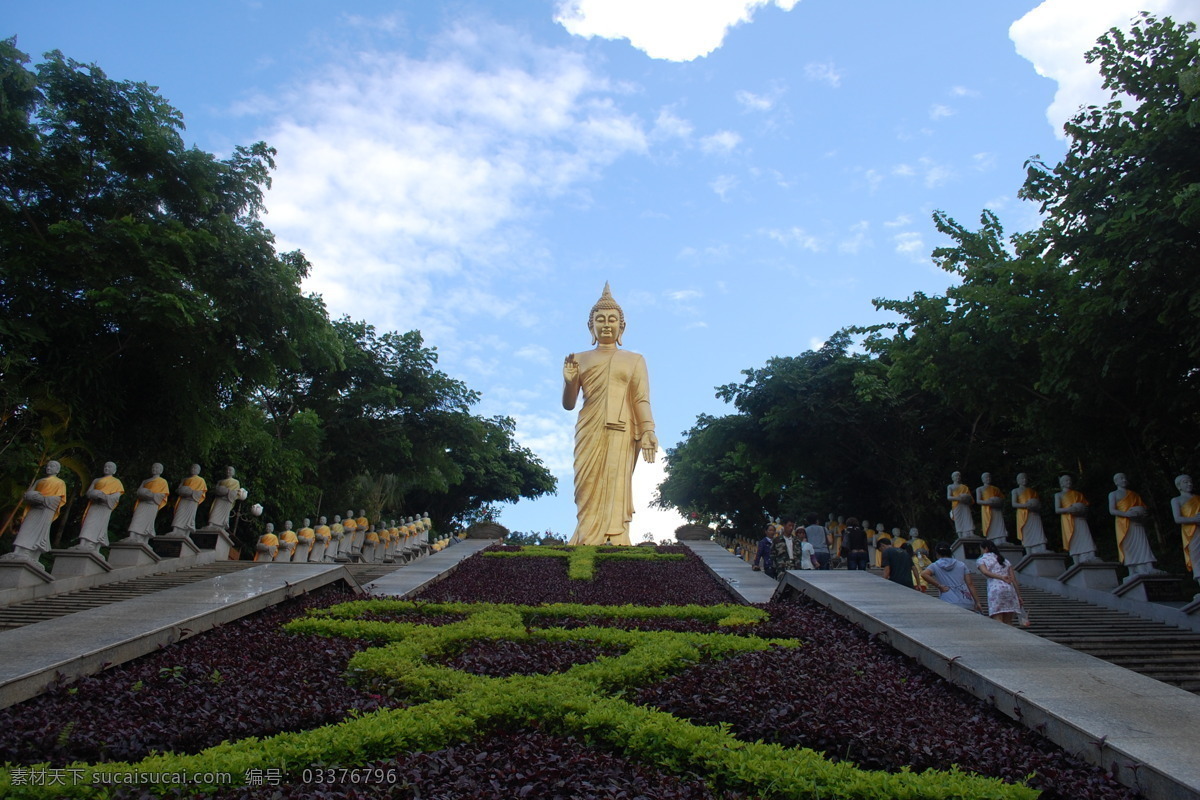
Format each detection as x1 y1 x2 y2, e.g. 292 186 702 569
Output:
842 516 869 571
878 537 920 589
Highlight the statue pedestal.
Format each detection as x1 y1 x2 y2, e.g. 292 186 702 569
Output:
1060 562 1122 591
997 542 1026 564
107 541 162 569
149 535 201 560
951 536 986 569
1112 573 1193 603
1015 552 1070 578
0 558 54 590
191 527 235 561
49 549 112 579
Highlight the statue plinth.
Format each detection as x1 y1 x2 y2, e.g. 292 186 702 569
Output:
191 526 235 560
49 549 112 579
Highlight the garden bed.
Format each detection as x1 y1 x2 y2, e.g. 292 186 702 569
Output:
0 546 1140 799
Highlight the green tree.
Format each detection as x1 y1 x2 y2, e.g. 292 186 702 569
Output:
0 42 339 511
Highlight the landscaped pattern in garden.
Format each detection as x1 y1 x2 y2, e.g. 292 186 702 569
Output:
0 545 1140 798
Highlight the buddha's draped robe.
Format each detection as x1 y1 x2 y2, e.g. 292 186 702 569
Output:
569 349 654 546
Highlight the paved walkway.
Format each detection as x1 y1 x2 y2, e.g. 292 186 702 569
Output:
363 539 495 596
680 540 780 603
0 562 356 709
780 570 1200 800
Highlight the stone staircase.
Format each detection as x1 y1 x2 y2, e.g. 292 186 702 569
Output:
964 573 1200 694
0 560 260 631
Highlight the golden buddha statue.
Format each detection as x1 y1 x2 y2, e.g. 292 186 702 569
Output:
562 283 657 546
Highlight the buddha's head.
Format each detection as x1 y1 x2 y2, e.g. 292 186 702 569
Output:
588 282 625 346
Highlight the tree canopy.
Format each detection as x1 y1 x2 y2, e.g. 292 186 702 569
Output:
0 41 554 550
658 14 1199 563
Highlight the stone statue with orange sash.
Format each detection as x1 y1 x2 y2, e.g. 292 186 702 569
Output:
1055 474 1096 565
1108 473 1158 577
278 521 299 562
976 473 1008 543
947 472 974 537
3 461 68 562
127 463 170 543
76 461 125 551
295 518 315 563
1011 474 1047 553
170 464 207 537
254 523 279 561
1171 475 1200 582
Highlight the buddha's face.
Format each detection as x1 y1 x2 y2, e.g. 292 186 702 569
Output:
1017 473 1028 487
1059 475 1072 490
151 463 163 476
1179 475 1194 494
982 473 991 485
591 310 621 345
1114 473 1127 489
951 471 961 483
103 462 117 475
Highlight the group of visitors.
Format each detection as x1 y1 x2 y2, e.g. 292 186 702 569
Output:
747 520 1026 627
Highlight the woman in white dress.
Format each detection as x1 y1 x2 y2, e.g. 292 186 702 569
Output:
977 540 1023 624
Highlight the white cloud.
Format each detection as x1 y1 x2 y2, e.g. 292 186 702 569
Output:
929 104 955 120
515 344 552 363
972 152 997 171
667 289 703 301
1010 0 1194 137
632 449 688 543
883 213 912 228
950 85 980 97
700 129 742 154
863 168 883 193
894 231 927 262
838 220 870 254
808 336 826 351
710 173 738 200
735 89 775 111
918 157 953 188
765 226 823 252
512 411 576 474
891 163 915 178
555 0 800 62
652 108 694 140
804 60 843 88
260 22 648 342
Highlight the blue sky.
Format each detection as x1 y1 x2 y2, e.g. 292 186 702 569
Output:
10 0 1198 539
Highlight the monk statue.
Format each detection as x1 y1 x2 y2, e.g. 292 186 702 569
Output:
74 461 125 552
170 464 207 537
295 518 315 563
562 283 657 546
126 463 170 544
1011 473 1048 553
254 523 279 562
278 521 298 562
2 461 68 562
1108 473 1159 578
1055 474 1097 565
976 472 1008 543
947 471 974 537
1171 475 1200 584
329 514 345 560
205 466 242 530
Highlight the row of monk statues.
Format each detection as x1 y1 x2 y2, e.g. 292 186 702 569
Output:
947 471 1200 582
251 512 435 564
1 461 247 564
